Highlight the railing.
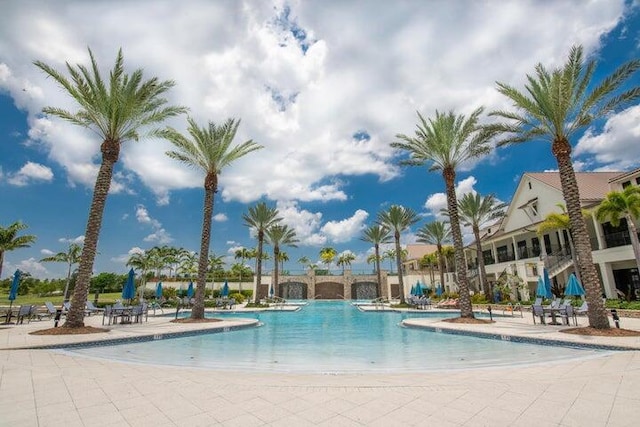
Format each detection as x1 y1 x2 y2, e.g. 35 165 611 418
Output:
541 247 573 273
603 230 633 248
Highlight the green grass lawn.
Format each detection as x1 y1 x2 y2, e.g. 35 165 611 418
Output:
0 292 124 307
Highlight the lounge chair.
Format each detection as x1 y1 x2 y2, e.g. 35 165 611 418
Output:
559 303 577 326
532 304 546 325
15 305 34 324
575 301 588 316
502 303 523 318
85 301 105 316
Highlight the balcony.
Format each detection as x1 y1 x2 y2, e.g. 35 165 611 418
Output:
604 230 632 249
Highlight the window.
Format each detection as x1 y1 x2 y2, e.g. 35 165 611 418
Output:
531 237 541 257
528 181 532 190
636 177 640 185
530 202 538 216
622 181 631 189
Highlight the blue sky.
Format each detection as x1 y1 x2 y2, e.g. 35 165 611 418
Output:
1 0 639 279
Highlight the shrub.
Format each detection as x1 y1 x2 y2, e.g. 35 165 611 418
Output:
229 292 245 304
471 293 488 304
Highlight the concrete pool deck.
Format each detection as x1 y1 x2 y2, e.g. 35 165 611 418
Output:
1 308 639 426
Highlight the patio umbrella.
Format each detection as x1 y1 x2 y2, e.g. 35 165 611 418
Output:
564 273 585 296
269 283 274 297
436 284 443 297
536 276 552 298
8 269 21 311
186 281 194 298
409 284 416 296
122 268 136 302
155 282 163 299
221 281 229 297
543 268 553 297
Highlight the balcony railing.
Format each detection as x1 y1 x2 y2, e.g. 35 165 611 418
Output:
604 230 632 248
541 247 573 272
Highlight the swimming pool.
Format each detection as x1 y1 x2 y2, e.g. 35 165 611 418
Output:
65 301 607 372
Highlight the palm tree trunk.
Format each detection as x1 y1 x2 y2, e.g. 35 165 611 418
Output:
437 244 445 293
473 226 491 300
395 232 405 304
626 215 640 272
192 176 216 319
553 138 608 329
273 246 280 298
443 168 473 318
65 141 117 328
63 262 72 303
375 244 382 298
254 234 264 303
0 251 4 280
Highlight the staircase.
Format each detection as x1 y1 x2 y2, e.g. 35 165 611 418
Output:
542 248 574 278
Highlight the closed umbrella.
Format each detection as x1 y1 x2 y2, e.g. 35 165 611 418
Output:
187 281 194 298
122 268 136 302
6 270 21 322
564 273 585 296
436 284 443 297
155 282 163 299
269 283 274 297
221 281 229 297
543 268 553 298
536 276 552 298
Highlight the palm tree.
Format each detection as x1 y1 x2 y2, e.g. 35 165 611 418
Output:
456 193 506 300
319 247 337 273
416 221 452 296
421 252 439 285
382 249 396 272
537 204 586 279
377 205 419 304
161 117 262 318
596 185 640 273
41 243 83 303
207 253 226 279
297 255 310 272
361 224 392 297
178 251 198 281
35 49 186 328
487 45 640 328
392 108 493 317
234 247 252 292
0 221 36 280
265 224 298 297
243 203 281 303
337 251 356 273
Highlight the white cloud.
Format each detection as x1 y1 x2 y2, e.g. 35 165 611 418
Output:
40 249 54 256
0 0 626 208
110 246 146 265
5 258 48 279
58 235 85 244
424 176 478 217
276 200 326 246
135 204 173 244
575 105 640 170
6 161 53 186
321 209 369 243
213 213 228 222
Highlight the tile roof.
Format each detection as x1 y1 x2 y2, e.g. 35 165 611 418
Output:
527 171 622 202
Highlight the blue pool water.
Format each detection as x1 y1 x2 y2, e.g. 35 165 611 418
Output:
65 301 607 372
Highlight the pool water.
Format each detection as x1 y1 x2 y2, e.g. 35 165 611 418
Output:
65 301 607 373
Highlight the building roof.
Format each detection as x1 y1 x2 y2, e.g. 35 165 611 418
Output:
405 244 439 260
527 171 622 203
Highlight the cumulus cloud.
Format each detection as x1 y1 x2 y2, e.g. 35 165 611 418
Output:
213 213 228 222
424 176 478 218
6 161 53 186
575 105 640 170
111 246 146 265
4 258 48 279
135 204 172 244
0 0 626 208
59 235 85 244
321 209 369 243
40 249 54 256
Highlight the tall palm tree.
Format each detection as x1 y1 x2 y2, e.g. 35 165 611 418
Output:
234 247 252 292
243 203 281 303
0 221 36 279
596 185 640 273
41 243 83 302
361 224 392 297
393 109 493 317
35 48 186 328
319 247 337 273
207 253 226 279
161 118 262 319
456 193 507 300
337 251 356 273
297 255 310 272
265 224 298 297
178 251 198 281
416 221 452 296
487 45 639 329
382 249 396 272
377 205 419 304
421 252 439 285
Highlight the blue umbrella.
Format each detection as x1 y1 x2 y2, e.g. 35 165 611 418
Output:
187 281 194 298
436 284 443 297
564 273 585 296
155 282 163 299
269 283 274 297
536 276 552 298
122 268 136 301
8 269 21 304
543 268 553 297
221 281 229 297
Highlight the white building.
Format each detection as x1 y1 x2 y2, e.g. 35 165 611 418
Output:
462 169 640 300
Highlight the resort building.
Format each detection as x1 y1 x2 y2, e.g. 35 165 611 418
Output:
459 168 640 301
